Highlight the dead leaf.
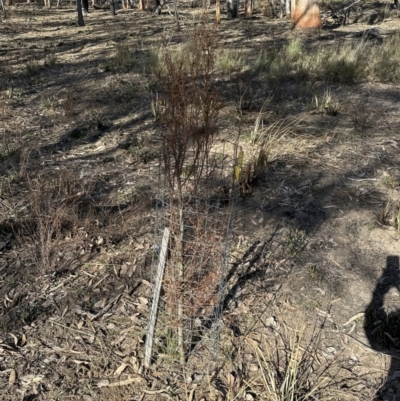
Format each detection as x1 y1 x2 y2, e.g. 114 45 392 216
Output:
269 284 281 292
315 308 333 320
134 242 144 250
313 287 325 295
120 264 129 277
53 346 83 354
343 312 365 326
130 313 140 324
61 306 68 318
265 316 277 329
129 356 140 372
114 362 128 377
97 379 110 387
9 333 18 347
8 369 16 386
94 298 107 308
73 359 89 365
187 384 197 401
86 335 95 344
248 364 259 372
108 376 146 387
127 264 136 278
141 279 153 289
226 372 235 390
20 374 44 386
325 346 336 354
111 332 128 346
20 333 26 347
347 322 356 335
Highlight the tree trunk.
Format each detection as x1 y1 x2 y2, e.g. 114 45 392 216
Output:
174 0 180 31
286 0 290 16
227 0 239 18
292 0 322 28
0 0 5 17
245 0 253 16
279 0 284 18
215 0 220 23
82 0 88 15
110 0 116 14
77 0 85 25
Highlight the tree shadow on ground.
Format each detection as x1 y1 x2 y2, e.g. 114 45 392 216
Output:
365 255 400 401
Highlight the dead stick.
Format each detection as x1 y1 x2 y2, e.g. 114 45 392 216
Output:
144 227 170 368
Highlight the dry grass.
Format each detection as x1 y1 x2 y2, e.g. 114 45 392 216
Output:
241 34 400 86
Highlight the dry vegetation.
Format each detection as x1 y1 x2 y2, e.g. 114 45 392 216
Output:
1 0 400 400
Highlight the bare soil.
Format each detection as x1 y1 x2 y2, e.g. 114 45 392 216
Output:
1 1 400 400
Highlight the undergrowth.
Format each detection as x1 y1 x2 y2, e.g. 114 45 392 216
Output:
220 34 400 87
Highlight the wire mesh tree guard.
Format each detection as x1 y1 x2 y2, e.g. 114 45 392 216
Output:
145 142 238 370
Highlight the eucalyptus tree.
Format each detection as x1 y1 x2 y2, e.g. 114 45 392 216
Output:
292 0 322 28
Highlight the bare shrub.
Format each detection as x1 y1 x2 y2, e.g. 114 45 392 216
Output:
150 23 235 367
15 170 92 274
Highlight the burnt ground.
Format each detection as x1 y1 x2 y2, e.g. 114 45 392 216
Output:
1 1 400 400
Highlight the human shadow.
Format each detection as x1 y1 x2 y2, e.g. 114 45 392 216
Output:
365 256 400 400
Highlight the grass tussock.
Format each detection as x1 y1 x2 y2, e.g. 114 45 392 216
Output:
308 88 340 116
102 43 159 74
263 38 367 85
244 324 358 401
370 33 400 82
216 49 245 75
245 34 400 87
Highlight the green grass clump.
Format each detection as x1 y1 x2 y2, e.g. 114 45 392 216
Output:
216 49 244 75
259 36 400 86
370 34 400 83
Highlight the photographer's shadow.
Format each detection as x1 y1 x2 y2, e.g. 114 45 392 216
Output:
365 256 400 400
